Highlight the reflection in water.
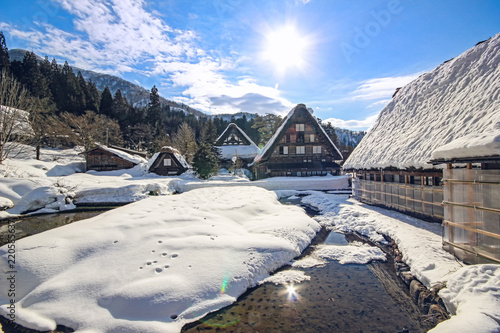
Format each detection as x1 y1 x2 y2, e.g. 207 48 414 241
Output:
0 210 107 246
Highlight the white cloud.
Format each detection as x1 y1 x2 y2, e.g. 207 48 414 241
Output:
3 0 295 115
323 113 379 130
351 73 422 101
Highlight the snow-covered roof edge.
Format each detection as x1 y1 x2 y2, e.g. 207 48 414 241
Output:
215 123 259 148
431 124 500 162
149 146 190 169
93 145 148 165
252 104 343 165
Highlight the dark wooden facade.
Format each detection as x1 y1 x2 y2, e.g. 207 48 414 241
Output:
149 147 189 176
252 104 343 179
81 146 140 171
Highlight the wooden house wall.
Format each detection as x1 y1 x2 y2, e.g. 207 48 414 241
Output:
85 149 135 171
150 153 187 176
352 169 444 222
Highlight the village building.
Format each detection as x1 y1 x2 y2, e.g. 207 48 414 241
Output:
214 123 259 170
251 104 343 179
344 34 500 264
148 146 190 176
81 145 147 172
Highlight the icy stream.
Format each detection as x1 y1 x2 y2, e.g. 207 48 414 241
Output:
182 195 430 332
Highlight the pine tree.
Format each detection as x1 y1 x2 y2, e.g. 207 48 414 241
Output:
86 79 100 113
252 113 282 145
200 118 218 144
112 89 129 123
193 143 219 179
146 85 161 127
21 51 46 98
0 31 10 73
99 86 113 117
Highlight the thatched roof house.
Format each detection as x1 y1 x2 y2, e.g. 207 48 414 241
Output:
81 145 147 172
251 104 343 179
214 123 259 168
148 146 190 176
344 33 500 264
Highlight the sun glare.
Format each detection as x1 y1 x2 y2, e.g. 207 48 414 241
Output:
264 25 308 73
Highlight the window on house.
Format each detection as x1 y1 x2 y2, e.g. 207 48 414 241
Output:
310 134 315 142
164 158 172 166
313 146 321 154
297 132 305 142
296 146 305 154
296 123 305 131
279 146 289 155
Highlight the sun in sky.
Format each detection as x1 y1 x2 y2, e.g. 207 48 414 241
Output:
263 25 309 74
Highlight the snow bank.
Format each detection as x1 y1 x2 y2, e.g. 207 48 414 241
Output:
429 264 500 333
0 187 320 333
314 242 386 265
7 186 75 215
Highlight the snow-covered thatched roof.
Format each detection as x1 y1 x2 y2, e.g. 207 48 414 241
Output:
149 146 190 169
344 32 500 170
252 104 343 165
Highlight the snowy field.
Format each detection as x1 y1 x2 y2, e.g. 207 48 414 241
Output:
0 146 499 332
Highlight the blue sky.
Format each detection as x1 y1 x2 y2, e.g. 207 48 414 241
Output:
0 0 499 130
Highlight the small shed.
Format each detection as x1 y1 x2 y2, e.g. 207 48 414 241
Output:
214 123 259 169
149 146 190 176
81 145 147 172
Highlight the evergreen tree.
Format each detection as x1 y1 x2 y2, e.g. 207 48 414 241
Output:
86 79 100 113
49 58 63 112
111 89 129 123
38 56 53 100
200 118 218 144
77 71 89 110
99 86 113 117
0 31 10 73
193 142 219 179
146 85 161 127
251 113 282 146
21 51 44 97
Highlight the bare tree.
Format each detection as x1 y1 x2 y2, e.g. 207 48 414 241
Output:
0 70 34 164
61 111 123 151
172 122 197 163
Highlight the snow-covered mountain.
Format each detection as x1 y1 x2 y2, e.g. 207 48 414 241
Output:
335 128 366 148
344 33 500 170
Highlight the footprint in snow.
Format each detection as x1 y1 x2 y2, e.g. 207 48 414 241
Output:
171 254 178 258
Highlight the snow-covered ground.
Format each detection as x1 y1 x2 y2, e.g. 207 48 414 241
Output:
0 146 499 332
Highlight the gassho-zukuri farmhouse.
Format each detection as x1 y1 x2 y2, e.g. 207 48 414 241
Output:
344 33 500 264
